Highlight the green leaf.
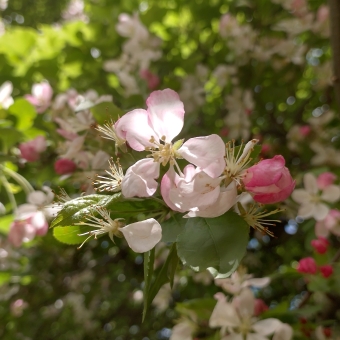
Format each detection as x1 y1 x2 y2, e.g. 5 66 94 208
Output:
143 244 178 321
53 225 94 245
0 127 23 150
8 98 36 131
176 298 216 321
0 214 13 234
161 213 186 243
0 272 11 286
91 101 124 124
143 247 155 322
51 193 164 229
176 211 249 278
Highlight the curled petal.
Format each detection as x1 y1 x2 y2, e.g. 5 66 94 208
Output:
115 109 156 151
119 218 162 253
178 134 226 178
146 89 185 142
121 158 160 198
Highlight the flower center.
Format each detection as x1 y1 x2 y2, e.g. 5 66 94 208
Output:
237 317 253 335
146 136 178 166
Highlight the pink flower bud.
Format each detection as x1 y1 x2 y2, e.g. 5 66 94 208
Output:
140 69 160 90
254 299 268 316
297 257 317 274
311 236 329 254
54 158 77 175
242 155 295 204
320 265 333 278
19 136 47 162
299 125 311 136
25 82 53 113
317 172 337 190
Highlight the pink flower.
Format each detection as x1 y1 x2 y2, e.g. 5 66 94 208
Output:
254 299 269 316
10 299 28 317
317 5 329 23
297 257 317 274
317 172 337 190
315 209 340 238
54 158 77 175
311 236 329 254
19 136 47 162
25 82 53 113
299 125 311 136
242 155 295 204
320 265 333 278
140 69 160 90
8 211 48 247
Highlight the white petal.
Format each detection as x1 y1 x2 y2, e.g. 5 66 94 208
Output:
291 189 310 204
303 173 318 194
244 277 270 288
0 81 13 104
252 318 283 336
321 185 340 203
15 204 38 219
246 334 269 340
121 159 160 198
272 323 293 340
313 203 329 221
146 89 185 142
209 298 240 328
28 191 47 206
234 288 254 319
297 203 315 219
119 218 162 253
178 134 226 178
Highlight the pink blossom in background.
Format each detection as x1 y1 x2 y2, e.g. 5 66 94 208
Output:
54 158 77 175
317 172 337 190
317 5 329 23
315 209 340 238
320 265 333 278
140 69 160 90
8 211 48 247
311 236 329 254
299 125 311 136
10 299 28 317
254 299 269 316
19 136 47 162
25 82 53 113
242 155 295 204
297 257 317 274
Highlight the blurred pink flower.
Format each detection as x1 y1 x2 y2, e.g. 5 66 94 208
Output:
315 209 340 237
311 236 329 254
297 257 317 274
320 264 333 278
254 299 269 316
19 136 47 162
54 158 77 175
299 125 311 136
317 172 337 190
25 82 53 113
10 299 28 317
243 155 295 204
140 69 160 90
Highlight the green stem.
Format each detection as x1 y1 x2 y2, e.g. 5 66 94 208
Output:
0 165 34 195
0 172 17 211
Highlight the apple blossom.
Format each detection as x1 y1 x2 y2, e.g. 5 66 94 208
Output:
170 319 196 340
25 81 53 113
311 236 329 254
320 265 333 278
10 299 28 317
317 172 337 190
55 158 77 175
242 155 295 204
315 209 340 237
297 257 317 274
292 173 340 221
19 136 47 162
76 207 161 253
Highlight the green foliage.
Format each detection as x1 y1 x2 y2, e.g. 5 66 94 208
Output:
177 212 249 278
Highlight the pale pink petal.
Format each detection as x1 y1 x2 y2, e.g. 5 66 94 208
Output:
314 203 329 221
178 134 226 178
15 204 38 218
321 185 340 203
33 136 47 153
146 89 185 142
272 323 293 340
304 173 318 194
234 288 254 319
25 95 40 106
244 277 270 288
315 221 330 238
31 211 48 236
252 318 283 336
246 334 269 340
28 191 46 206
119 218 162 253
115 109 156 151
291 189 310 204
0 81 13 103
121 158 160 198
185 182 237 218
209 298 240 328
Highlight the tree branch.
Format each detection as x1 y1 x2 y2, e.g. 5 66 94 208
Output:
329 0 340 110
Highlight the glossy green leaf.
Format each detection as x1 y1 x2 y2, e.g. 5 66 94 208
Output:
176 211 249 278
161 213 186 243
53 225 94 245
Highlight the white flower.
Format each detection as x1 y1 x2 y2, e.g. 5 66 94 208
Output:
292 173 340 221
209 289 293 340
0 81 14 109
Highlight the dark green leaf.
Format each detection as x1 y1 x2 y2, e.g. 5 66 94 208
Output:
176 211 249 278
161 213 186 243
143 247 155 322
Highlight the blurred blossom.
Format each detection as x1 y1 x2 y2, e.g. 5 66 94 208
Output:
0 81 14 109
317 172 337 190
10 299 28 317
54 158 77 175
315 209 340 237
19 136 47 162
320 265 333 278
25 82 53 113
311 236 329 254
297 257 317 274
